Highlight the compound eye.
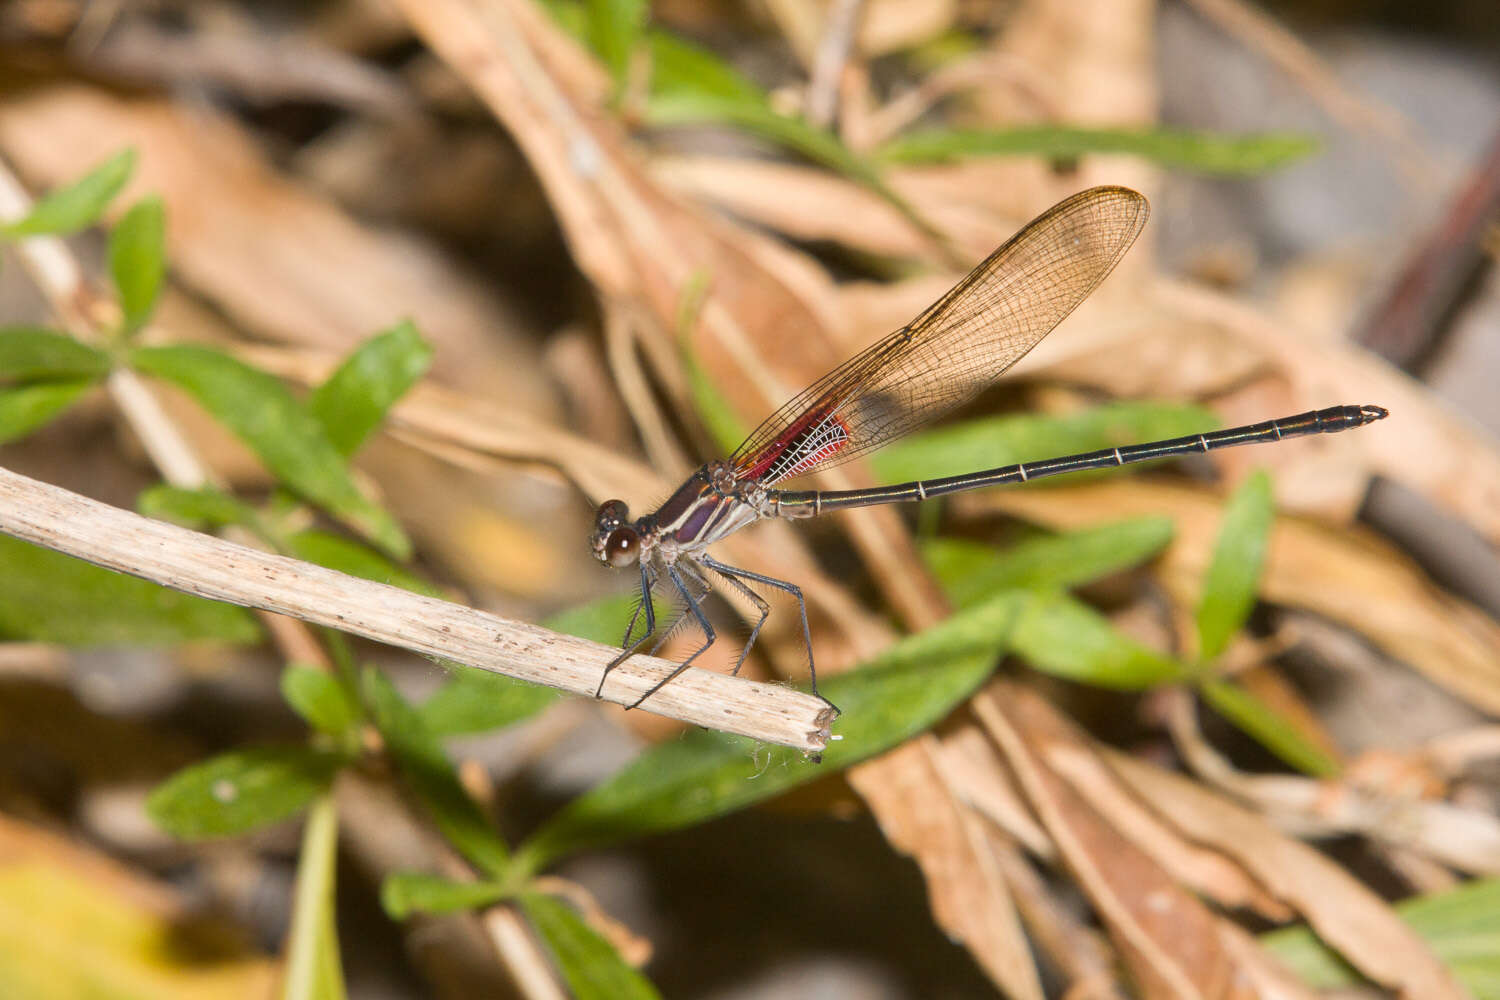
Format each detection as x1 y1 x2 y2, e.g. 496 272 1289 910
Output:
595 499 629 530
603 527 639 568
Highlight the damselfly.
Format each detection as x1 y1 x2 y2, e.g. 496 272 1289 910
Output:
589 186 1386 711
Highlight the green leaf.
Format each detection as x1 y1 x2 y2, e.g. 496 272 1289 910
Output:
307 321 432 457
380 872 510 920
0 533 261 645
282 666 360 736
137 484 257 530
418 667 560 737
285 530 438 597
877 126 1319 174
0 380 95 444
522 893 662 1000
0 328 109 379
1261 878 1500 997
363 668 511 876
1196 470 1274 662
0 149 135 238
146 747 342 839
514 591 1023 871
585 0 648 87
1005 590 1191 690
129 345 409 558
282 795 347 1000
646 29 765 103
108 196 166 335
1199 679 1340 777
544 591 671 646
921 517 1173 609
870 400 1219 486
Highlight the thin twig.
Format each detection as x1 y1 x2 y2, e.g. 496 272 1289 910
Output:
0 464 835 752
804 0 864 129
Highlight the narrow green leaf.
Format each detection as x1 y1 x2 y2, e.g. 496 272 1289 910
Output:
282 665 360 736
108 196 166 334
0 533 261 644
146 747 342 839
0 328 109 379
1261 878 1500 997
921 517 1173 609
647 29 765 103
0 379 95 444
137 484 256 530
1006 590 1191 690
870 400 1219 486
515 592 1024 871
1196 470 1274 662
585 0 648 87
381 872 510 920
877 126 1319 174
418 667 560 737
0 149 135 238
285 530 438 597
522 893 662 1000
363 668 511 876
543 0 764 104
129 345 409 558
307 321 432 457
1200 679 1340 777
544 591 671 646
282 795 346 1000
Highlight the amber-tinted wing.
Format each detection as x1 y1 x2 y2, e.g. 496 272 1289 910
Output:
730 186 1149 486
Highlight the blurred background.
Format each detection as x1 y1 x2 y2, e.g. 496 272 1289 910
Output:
0 0 1497 998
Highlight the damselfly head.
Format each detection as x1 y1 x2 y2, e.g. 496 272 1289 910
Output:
591 499 641 568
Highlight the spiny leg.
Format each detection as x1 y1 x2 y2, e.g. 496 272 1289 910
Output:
701 554 837 714
628 564 717 710
702 562 771 677
594 562 658 698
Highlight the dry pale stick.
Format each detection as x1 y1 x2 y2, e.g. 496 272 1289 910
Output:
0 464 834 753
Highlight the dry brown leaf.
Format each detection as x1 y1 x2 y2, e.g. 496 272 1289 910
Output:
0 86 553 414
987 835 1130 1000
939 722 1056 859
1106 750 1471 999
847 738 1046 1000
1156 278 1500 542
1042 740 1293 922
961 477 1500 718
976 683 1252 1000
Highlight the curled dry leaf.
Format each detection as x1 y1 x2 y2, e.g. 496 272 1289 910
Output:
1105 749 1470 999
961 478 1500 718
975 683 1254 1000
